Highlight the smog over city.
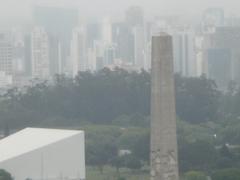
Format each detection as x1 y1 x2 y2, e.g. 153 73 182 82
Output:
0 0 239 180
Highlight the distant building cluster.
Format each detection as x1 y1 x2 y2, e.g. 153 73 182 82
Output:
0 6 239 90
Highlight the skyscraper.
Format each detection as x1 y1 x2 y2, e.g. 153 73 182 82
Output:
0 32 13 76
172 31 197 77
102 17 112 46
71 27 87 77
103 45 116 66
151 34 179 180
31 27 50 79
125 6 144 28
48 35 62 76
112 22 134 64
203 27 240 90
203 8 225 27
34 6 79 73
133 26 145 69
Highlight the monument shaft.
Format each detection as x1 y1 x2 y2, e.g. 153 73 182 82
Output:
150 34 179 180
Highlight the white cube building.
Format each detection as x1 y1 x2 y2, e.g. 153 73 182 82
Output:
0 128 85 180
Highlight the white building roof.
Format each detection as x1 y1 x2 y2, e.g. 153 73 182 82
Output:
0 128 83 163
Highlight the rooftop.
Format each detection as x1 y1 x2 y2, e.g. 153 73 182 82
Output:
0 128 83 163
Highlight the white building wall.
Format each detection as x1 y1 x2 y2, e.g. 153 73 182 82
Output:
0 133 85 180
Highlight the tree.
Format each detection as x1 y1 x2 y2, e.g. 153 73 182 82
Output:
179 140 217 172
117 128 149 162
0 69 223 128
87 142 118 173
220 144 234 159
0 169 13 180
212 168 240 180
124 155 142 171
110 156 125 173
85 125 120 173
175 74 220 123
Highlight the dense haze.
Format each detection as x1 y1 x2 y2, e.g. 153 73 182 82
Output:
0 0 239 22
0 0 240 180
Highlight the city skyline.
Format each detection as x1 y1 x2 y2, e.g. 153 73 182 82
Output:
0 5 238 91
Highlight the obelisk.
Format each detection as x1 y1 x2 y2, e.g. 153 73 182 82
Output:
150 33 179 180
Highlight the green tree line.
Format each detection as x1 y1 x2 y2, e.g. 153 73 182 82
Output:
0 68 222 129
0 68 240 179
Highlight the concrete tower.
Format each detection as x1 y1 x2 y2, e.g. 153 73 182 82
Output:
150 33 179 180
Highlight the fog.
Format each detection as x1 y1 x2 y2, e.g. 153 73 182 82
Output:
0 0 240 180
0 0 239 22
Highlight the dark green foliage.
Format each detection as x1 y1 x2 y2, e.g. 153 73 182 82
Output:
117 128 149 162
175 74 220 123
220 144 234 159
85 125 120 173
179 140 217 172
212 168 240 180
123 155 142 170
87 141 118 173
110 156 125 172
0 169 13 180
216 145 237 169
0 69 221 130
117 177 126 180
1 68 240 174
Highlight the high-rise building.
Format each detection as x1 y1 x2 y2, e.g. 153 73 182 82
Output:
122 6 145 67
86 23 101 49
103 45 116 66
202 8 225 32
34 6 79 73
0 71 12 88
31 27 50 79
48 35 62 76
93 40 104 70
195 35 205 76
87 48 96 71
112 22 134 64
34 6 79 43
13 40 25 74
71 27 87 77
203 27 240 90
172 31 197 77
225 16 240 27
125 6 144 27
207 49 231 89
102 17 112 45
24 35 32 77
133 26 145 69
0 32 14 76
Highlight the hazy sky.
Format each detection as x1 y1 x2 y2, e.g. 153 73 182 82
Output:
0 0 239 22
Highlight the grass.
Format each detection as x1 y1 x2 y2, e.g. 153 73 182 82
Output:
86 166 149 180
